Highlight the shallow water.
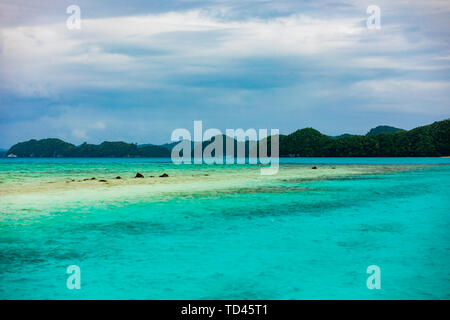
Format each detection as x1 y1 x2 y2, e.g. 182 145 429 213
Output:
0 158 449 299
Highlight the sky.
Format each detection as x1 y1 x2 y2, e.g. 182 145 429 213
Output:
0 0 449 148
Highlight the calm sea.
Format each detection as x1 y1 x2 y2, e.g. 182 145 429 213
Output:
0 158 449 299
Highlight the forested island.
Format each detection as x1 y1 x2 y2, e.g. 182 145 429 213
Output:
4 119 449 158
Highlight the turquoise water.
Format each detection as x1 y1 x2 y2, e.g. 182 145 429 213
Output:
0 158 449 299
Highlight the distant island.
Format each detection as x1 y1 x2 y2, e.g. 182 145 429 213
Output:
4 119 449 158
276 120 448 157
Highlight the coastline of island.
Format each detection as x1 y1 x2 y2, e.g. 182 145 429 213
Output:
2 119 449 158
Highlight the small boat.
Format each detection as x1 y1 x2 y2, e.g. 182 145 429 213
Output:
7 153 18 158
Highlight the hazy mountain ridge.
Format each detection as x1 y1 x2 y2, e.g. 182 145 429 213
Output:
4 120 449 157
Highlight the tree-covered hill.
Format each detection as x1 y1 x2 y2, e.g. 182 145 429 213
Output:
278 119 449 157
366 125 405 136
7 139 170 158
5 119 449 158
7 138 77 157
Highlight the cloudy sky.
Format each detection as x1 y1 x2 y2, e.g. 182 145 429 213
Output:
0 0 449 147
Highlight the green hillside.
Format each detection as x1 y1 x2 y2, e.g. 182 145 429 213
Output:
278 120 449 157
6 119 449 158
366 125 404 136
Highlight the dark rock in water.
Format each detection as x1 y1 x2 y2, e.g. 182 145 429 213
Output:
99 179 107 182
204 174 209 176
135 173 144 178
312 166 318 169
91 177 96 180
331 167 336 169
115 176 122 179
83 177 96 181
159 173 169 178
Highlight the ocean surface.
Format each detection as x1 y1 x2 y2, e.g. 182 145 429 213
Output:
0 158 449 299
